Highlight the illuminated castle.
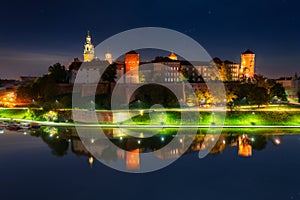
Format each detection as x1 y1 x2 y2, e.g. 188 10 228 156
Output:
83 31 95 62
72 32 256 84
240 49 255 79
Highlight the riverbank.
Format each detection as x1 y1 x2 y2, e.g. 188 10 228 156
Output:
0 108 300 127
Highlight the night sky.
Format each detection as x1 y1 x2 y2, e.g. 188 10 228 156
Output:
1 0 299 79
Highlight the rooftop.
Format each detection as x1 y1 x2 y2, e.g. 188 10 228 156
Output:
242 49 255 55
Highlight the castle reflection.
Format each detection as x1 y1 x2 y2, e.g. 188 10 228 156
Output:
27 127 282 168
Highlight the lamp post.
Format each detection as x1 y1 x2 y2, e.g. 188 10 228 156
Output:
251 111 255 125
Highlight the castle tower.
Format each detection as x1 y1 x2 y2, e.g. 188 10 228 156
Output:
240 49 255 79
168 52 178 60
83 31 94 62
105 50 113 64
125 50 139 83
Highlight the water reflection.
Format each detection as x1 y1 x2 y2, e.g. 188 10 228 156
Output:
238 135 252 157
13 127 283 169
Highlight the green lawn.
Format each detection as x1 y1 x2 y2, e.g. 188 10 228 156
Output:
1 106 300 127
0 109 28 119
127 110 300 126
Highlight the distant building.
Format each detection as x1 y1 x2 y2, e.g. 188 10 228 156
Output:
67 58 82 84
180 61 215 82
224 60 240 81
276 74 300 99
240 49 255 79
153 56 181 83
67 57 110 84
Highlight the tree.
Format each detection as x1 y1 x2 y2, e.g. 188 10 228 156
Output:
234 83 253 102
251 135 267 151
213 57 226 81
41 136 69 157
179 68 189 81
253 74 275 94
17 82 35 103
101 63 117 82
270 83 287 101
101 63 117 95
226 89 238 111
247 87 269 107
48 63 67 83
38 75 57 101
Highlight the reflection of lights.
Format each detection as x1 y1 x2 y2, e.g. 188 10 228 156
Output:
179 138 183 143
91 138 95 143
49 134 53 137
275 139 281 145
89 156 94 168
222 140 226 144
238 136 252 157
161 137 165 142
250 137 255 142
137 140 141 144
120 137 123 140
43 126 58 135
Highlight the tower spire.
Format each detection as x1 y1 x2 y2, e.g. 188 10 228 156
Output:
83 31 94 62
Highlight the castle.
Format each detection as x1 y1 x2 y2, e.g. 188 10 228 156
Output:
69 31 256 84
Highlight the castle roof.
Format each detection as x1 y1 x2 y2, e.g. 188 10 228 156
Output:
242 49 254 55
126 50 138 54
168 52 178 60
152 56 180 63
224 60 239 65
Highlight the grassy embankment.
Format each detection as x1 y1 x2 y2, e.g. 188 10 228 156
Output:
128 110 300 126
0 106 300 126
0 109 29 120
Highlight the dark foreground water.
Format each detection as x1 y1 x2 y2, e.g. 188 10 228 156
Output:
1 127 300 200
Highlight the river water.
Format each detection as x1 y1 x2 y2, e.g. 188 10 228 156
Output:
0 127 300 200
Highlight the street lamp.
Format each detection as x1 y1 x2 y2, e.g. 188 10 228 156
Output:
251 112 255 125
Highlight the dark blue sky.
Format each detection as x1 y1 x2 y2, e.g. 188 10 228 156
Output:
1 0 299 79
